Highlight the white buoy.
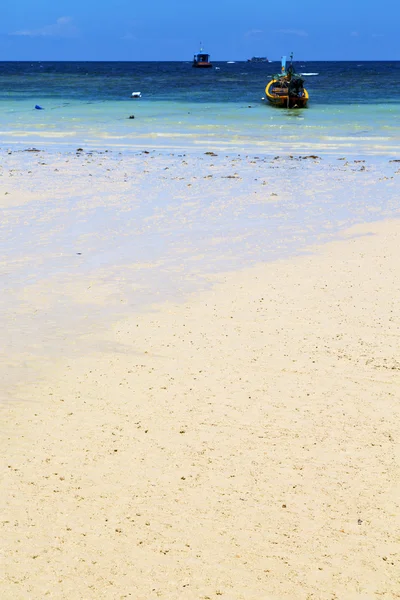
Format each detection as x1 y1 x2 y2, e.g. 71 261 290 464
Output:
131 92 142 98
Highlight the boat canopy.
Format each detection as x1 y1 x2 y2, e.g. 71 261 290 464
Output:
195 53 210 62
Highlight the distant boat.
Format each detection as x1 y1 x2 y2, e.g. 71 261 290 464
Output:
247 57 270 63
264 53 309 108
193 46 212 68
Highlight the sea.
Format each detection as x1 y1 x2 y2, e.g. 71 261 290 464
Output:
0 60 400 156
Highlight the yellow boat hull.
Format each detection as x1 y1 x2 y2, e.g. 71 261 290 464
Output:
265 80 309 108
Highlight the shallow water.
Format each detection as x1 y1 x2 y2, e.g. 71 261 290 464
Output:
1 61 399 155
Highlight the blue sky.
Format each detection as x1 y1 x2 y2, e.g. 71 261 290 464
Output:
1 0 398 61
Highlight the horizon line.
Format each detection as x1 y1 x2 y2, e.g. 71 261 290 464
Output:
1 58 400 62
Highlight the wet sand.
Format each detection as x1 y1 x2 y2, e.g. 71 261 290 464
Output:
1 149 399 391
1 150 400 599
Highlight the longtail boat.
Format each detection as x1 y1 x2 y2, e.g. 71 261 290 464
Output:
264 53 309 108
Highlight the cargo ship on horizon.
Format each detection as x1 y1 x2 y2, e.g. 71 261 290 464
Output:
247 56 271 63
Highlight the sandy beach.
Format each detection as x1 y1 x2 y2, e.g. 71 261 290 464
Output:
1 150 400 599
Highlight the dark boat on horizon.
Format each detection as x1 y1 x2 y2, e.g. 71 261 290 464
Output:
247 56 270 63
193 46 212 68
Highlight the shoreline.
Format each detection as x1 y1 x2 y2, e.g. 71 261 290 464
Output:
1 149 399 397
3 141 400 160
3 139 400 159
2 216 400 598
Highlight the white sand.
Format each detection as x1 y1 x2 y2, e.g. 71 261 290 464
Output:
2 210 400 599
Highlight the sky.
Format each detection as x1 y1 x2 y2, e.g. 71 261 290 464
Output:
1 0 398 61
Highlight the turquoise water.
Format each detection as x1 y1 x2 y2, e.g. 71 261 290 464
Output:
1 61 399 155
